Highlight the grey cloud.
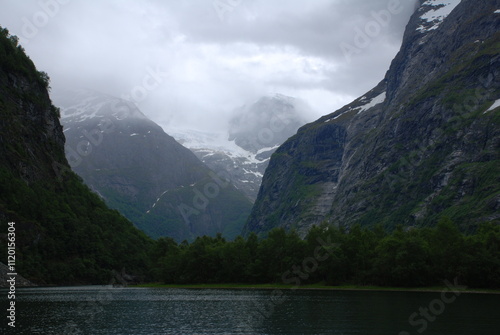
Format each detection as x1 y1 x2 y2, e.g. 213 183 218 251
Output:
0 0 416 130
176 0 415 58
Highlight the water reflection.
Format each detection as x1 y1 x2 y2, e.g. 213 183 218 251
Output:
0 286 498 334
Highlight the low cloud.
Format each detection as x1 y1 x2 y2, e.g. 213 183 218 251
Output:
0 0 416 131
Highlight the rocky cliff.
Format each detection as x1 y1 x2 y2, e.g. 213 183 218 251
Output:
245 0 500 236
0 27 152 285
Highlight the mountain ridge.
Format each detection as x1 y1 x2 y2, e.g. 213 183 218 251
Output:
58 89 253 241
244 0 500 236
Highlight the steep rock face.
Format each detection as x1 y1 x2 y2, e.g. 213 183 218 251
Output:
58 90 253 241
245 0 500 236
0 28 152 285
0 47 64 185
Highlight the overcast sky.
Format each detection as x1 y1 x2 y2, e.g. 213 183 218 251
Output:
0 0 417 131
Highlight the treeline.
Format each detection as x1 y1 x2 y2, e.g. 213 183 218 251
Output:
150 219 500 289
0 27 51 91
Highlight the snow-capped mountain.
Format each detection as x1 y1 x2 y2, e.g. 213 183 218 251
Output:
59 89 149 124
416 0 462 33
168 94 309 201
168 128 271 202
56 89 253 241
245 0 500 236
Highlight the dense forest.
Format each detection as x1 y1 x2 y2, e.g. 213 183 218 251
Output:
149 219 500 289
0 167 153 284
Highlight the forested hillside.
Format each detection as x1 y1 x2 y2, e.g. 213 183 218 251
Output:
0 27 152 285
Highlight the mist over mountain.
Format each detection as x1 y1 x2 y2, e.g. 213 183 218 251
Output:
0 0 499 316
228 94 309 153
169 94 308 201
58 90 252 241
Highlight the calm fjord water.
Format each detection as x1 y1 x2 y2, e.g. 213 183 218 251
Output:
1 286 499 334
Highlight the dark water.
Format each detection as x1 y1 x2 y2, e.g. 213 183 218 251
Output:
1 286 499 334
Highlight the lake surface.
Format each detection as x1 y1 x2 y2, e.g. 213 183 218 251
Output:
1 286 499 334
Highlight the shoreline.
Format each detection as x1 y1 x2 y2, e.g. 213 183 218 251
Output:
6 283 498 294
131 283 500 294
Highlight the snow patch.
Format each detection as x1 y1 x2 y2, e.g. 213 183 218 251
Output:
61 99 108 123
60 90 149 124
324 110 349 123
357 92 386 114
324 91 386 121
256 145 280 155
168 128 270 165
417 0 462 33
202 152 216 158
149 190 169 210
485 99 500 113
243 168 263 178
332 113 345 120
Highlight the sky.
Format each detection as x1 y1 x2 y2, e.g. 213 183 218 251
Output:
0 0 418 132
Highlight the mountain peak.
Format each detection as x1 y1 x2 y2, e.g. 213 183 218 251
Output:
245 0 500 236
57 89 148 123
268 93 296 104
229 94 309 153
59 90 253 241
416 0 462 33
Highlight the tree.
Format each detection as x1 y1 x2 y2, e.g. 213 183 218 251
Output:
38 71 51 90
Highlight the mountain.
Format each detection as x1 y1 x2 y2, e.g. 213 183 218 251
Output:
169 94 308 201
245 0 500 236
0 27 152 285
57 90 252 241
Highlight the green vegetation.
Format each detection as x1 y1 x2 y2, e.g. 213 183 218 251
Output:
149 220 500 289
0 27 153 285
1 27 498 292
0 27 51 91
97 174 253 242
350 36 500 231
0 166 153 285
